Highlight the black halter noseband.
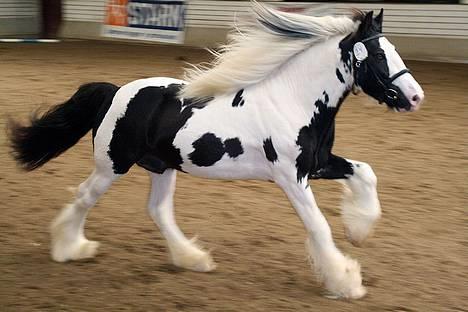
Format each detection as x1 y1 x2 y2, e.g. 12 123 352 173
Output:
354 34 411 104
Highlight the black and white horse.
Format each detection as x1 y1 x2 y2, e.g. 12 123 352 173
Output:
9 4 424 299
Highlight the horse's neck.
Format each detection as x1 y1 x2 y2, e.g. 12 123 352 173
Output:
256 35 354 118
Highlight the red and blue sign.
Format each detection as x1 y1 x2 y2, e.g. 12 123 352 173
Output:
103 0 186 43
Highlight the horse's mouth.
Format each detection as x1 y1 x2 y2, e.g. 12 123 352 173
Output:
391 105 419 113
394 107 410 113
383 97 419 112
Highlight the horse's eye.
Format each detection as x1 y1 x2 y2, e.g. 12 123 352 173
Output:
376 53 385 61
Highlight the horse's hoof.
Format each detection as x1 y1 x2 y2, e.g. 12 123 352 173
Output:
323 277 367 300
323 286 366 300
334 284 367 300
171 248 217 272
72 240 100 260
187 253 217 272
343 213 379 247
345 229 365 247
51 240 100 262
348 284 367 299
313 252 366 300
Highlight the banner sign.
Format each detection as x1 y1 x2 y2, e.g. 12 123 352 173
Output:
103 0 186 44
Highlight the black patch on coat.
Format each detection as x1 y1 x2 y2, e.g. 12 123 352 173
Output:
188 135 244 166
309 154 354 179
295 90 350 183
224 137 244 158
8 82 118 171
232 89 245 107
136 154 168 174
353 41 409 109
296 125 317 183
189 133 225 167
339 34 354 73
336 68 345 84
263 137 278 163
108 84 208 174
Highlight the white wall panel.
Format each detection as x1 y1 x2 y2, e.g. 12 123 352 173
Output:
63 0 106 22
0 0 38 35
0 0 37 17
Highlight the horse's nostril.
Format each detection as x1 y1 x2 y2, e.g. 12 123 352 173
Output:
409 93 424 111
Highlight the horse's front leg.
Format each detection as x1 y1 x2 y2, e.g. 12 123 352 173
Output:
275 171 366 299
316 154 381 246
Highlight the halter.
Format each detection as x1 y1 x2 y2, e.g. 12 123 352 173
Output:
353 34 410 104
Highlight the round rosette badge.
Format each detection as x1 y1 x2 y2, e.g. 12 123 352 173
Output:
353 42 368 61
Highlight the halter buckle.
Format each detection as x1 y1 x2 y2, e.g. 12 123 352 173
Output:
386 88 398 101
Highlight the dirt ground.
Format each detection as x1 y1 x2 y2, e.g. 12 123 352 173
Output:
0 41 466 312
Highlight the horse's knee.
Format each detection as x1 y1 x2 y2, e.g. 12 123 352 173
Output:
90 178 110 197
76 192 95 208
77 180 91 198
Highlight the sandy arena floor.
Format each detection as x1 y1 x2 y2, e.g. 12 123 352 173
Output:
0 41 466 311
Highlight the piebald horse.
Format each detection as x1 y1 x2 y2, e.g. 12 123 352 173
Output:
8 4 424 299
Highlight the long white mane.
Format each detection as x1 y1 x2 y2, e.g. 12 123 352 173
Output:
180 2 358 99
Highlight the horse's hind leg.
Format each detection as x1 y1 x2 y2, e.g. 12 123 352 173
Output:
51 168 119 262
147 169 216 272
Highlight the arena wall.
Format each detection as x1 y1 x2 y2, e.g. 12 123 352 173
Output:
2 1 467 62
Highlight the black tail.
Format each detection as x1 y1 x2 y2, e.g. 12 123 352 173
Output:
8 82 119 171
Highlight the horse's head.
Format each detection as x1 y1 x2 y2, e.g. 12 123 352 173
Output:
352 10 424 112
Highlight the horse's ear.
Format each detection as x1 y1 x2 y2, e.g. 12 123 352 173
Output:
361 10 374 32
374 9 384 32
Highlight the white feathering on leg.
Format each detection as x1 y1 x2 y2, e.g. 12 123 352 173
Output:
306 238 366 299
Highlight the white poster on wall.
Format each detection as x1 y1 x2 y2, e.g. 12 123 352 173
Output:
102 0 186 44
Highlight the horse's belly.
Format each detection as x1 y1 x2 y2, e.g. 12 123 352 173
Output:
181 152 272 180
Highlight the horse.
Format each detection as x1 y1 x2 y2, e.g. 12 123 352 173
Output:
8 3 424 299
